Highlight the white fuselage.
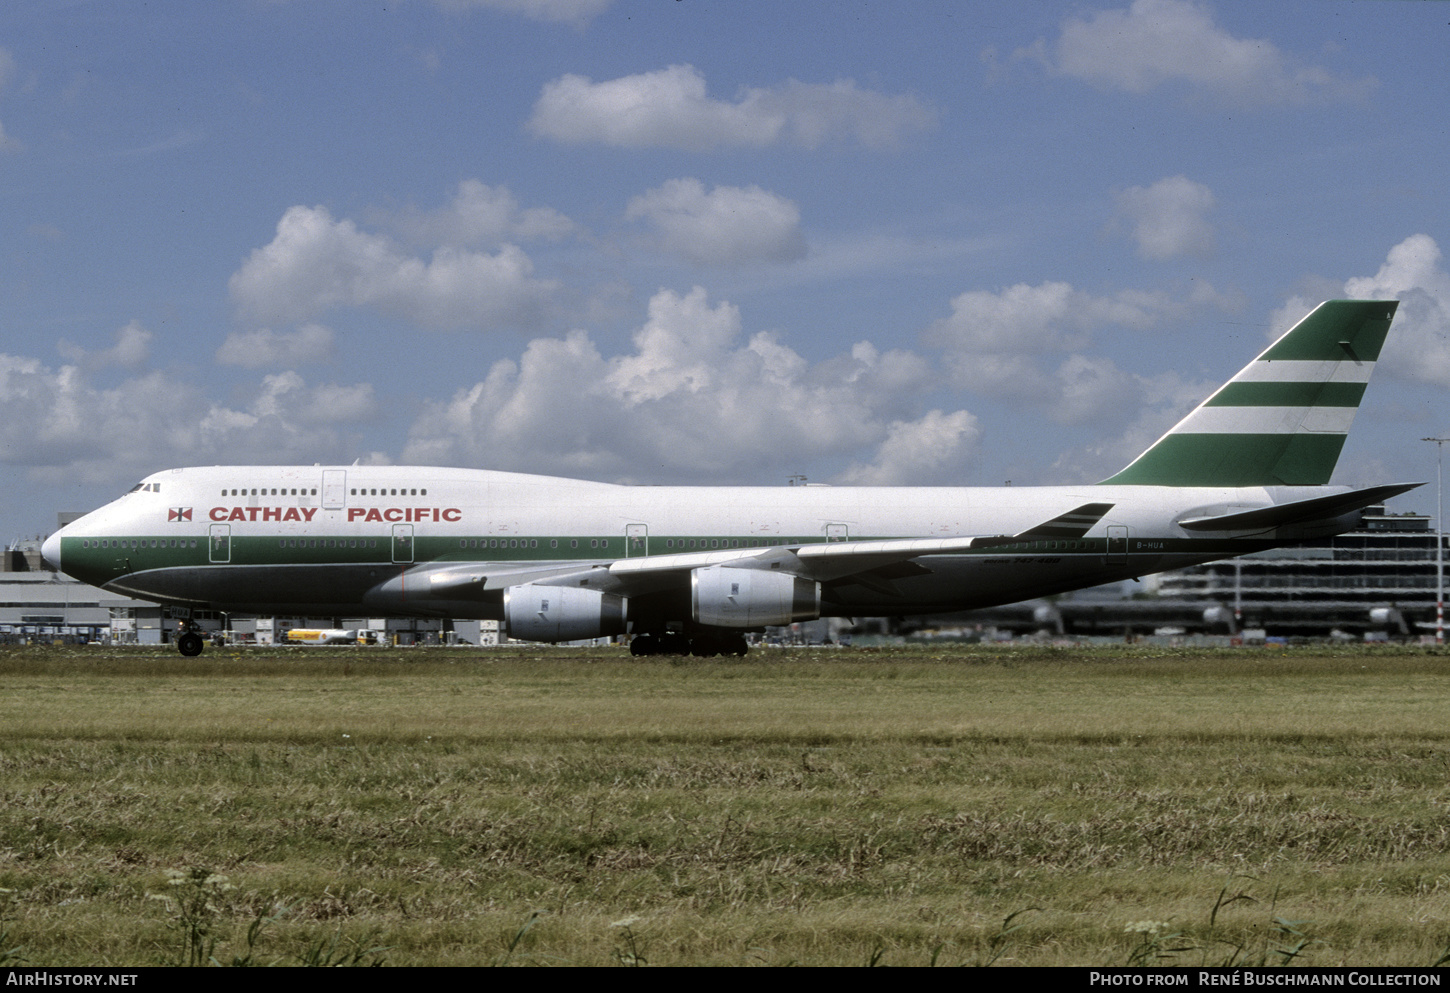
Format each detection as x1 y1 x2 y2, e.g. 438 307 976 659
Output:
44 464 1348 623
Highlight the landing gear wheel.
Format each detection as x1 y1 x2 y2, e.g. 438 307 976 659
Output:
629 634 659 657
177 632 205 657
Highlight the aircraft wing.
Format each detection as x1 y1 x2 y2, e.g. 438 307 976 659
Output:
491 502 1115 590
383 502 1119 609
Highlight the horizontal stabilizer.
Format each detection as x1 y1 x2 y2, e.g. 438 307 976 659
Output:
1177 482 1421 532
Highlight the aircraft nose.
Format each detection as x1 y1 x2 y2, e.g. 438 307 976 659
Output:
41 531 62 572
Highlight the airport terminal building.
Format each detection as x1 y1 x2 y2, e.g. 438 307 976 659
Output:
1147 505 1442 639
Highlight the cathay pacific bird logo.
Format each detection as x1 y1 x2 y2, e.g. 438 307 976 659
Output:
168 507 193 522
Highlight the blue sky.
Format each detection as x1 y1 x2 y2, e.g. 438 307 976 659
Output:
3 0 1449 537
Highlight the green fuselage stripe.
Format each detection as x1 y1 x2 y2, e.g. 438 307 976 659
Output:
61 530 1289 597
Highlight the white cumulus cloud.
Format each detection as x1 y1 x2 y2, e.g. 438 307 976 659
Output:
402 286 965 484
918 277 1234 477
625 179 806 266
838 409 980 486
1112 175 1216 260
0 350 378 486
1022 0 1373 106
229 204 560 331
215 324 335 369
527 64 935 150
1339 235 1450 389
386 179 575 248
922 280 1173 360
57 320 153 372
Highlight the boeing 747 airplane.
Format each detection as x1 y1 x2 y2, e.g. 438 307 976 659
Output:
42 300 1415 657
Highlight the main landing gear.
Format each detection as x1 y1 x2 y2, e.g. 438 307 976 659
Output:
177 623 206 657
629 631 749 657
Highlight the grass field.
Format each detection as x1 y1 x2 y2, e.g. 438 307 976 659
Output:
2 642 1450 967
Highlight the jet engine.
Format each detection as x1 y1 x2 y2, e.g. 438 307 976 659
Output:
691 566 820 628
504 585 628 642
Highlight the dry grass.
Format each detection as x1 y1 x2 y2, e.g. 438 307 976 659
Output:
1 642 1449 965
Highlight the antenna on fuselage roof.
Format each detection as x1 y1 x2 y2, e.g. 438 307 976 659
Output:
787 475 807 486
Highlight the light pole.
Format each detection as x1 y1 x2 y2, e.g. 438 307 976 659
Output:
1422 437 1448 646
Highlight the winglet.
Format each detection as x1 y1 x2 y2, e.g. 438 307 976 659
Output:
1101 300 1398 487
972 502 1115 548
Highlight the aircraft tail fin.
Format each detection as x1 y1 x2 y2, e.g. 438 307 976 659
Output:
1100 300 1398 487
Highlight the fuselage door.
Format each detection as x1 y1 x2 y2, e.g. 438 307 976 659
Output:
392 524 414 564
625 524 647 557
1107 526 1128 564
322 470 347 510
826 523 849 542
209 524 231 564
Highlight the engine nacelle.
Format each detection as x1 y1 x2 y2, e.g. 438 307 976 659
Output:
691 566 820 629
504 585 628 642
